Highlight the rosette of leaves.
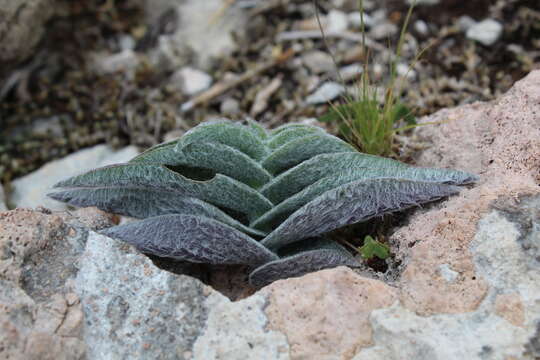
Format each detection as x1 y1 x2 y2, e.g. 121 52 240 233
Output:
48 120 477 287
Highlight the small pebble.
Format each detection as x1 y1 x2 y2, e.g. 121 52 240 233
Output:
302 50 335 74
220 98 241 116
338 63 363 82
326 9 349 32
118 34 136 51
348 12 374 29
172 67 213 96
466 19 503 46
306 82 344 104
373 63 384 79
396 63 416 79
414 20 429 36
92 49 139 75
369 22 398 40
457 15 476 32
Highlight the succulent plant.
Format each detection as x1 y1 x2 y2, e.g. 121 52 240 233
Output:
48 120 477 286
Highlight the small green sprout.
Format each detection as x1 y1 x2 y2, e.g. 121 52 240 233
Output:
359 236 390 260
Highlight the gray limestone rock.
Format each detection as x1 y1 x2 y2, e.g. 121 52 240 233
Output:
354 195 540 360
76 231 209 359
0 208 289 360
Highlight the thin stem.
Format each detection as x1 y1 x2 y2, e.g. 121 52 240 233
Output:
312 0 345 86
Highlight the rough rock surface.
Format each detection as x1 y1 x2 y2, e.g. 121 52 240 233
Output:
352 70 539 359
10 144 138 210
395 70 539 316
0 71 539 359
262 268 398 359
0 208 289 360
0 208 114 360
0 0 58 71
355 196 540 359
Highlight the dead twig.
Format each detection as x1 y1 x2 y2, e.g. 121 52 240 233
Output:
250 75 283 117
180 48 295 113
276 30 390 56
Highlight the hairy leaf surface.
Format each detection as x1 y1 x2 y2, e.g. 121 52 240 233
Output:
49 188 266 237
261 152 477 204
53 164 273 218
261 178 461 249
247 119 269 140
265 125 325 149
252 164 476 230
179 142 272 188
102 214 278 265
262 134 356 175
249 238 359 287
176 121 269 160
270 123 322 136
252 170 365 230
130 142 180 165
133 142 271 187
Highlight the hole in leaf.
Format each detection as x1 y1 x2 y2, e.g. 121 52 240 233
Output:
165 164 217 181
215 206 251 227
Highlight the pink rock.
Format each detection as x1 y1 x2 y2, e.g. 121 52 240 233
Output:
494 293 525 327
261 267 398 359
394 70 540 315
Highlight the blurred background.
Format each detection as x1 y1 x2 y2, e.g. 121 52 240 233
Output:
0 0 539 186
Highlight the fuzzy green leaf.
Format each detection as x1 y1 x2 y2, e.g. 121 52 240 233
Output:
53 163 273 218
247 119 269 140
176 121 269 161
253 162 476 230
48 188 266 237
178 142 272 188
133 141 272 188
249 238 359 287
270 123 323 135
252 169 367 231
265 125 325 149
101 214 278 265
262 134 356 175
261 178 461 250
130 142 180 165
261 152 477 204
